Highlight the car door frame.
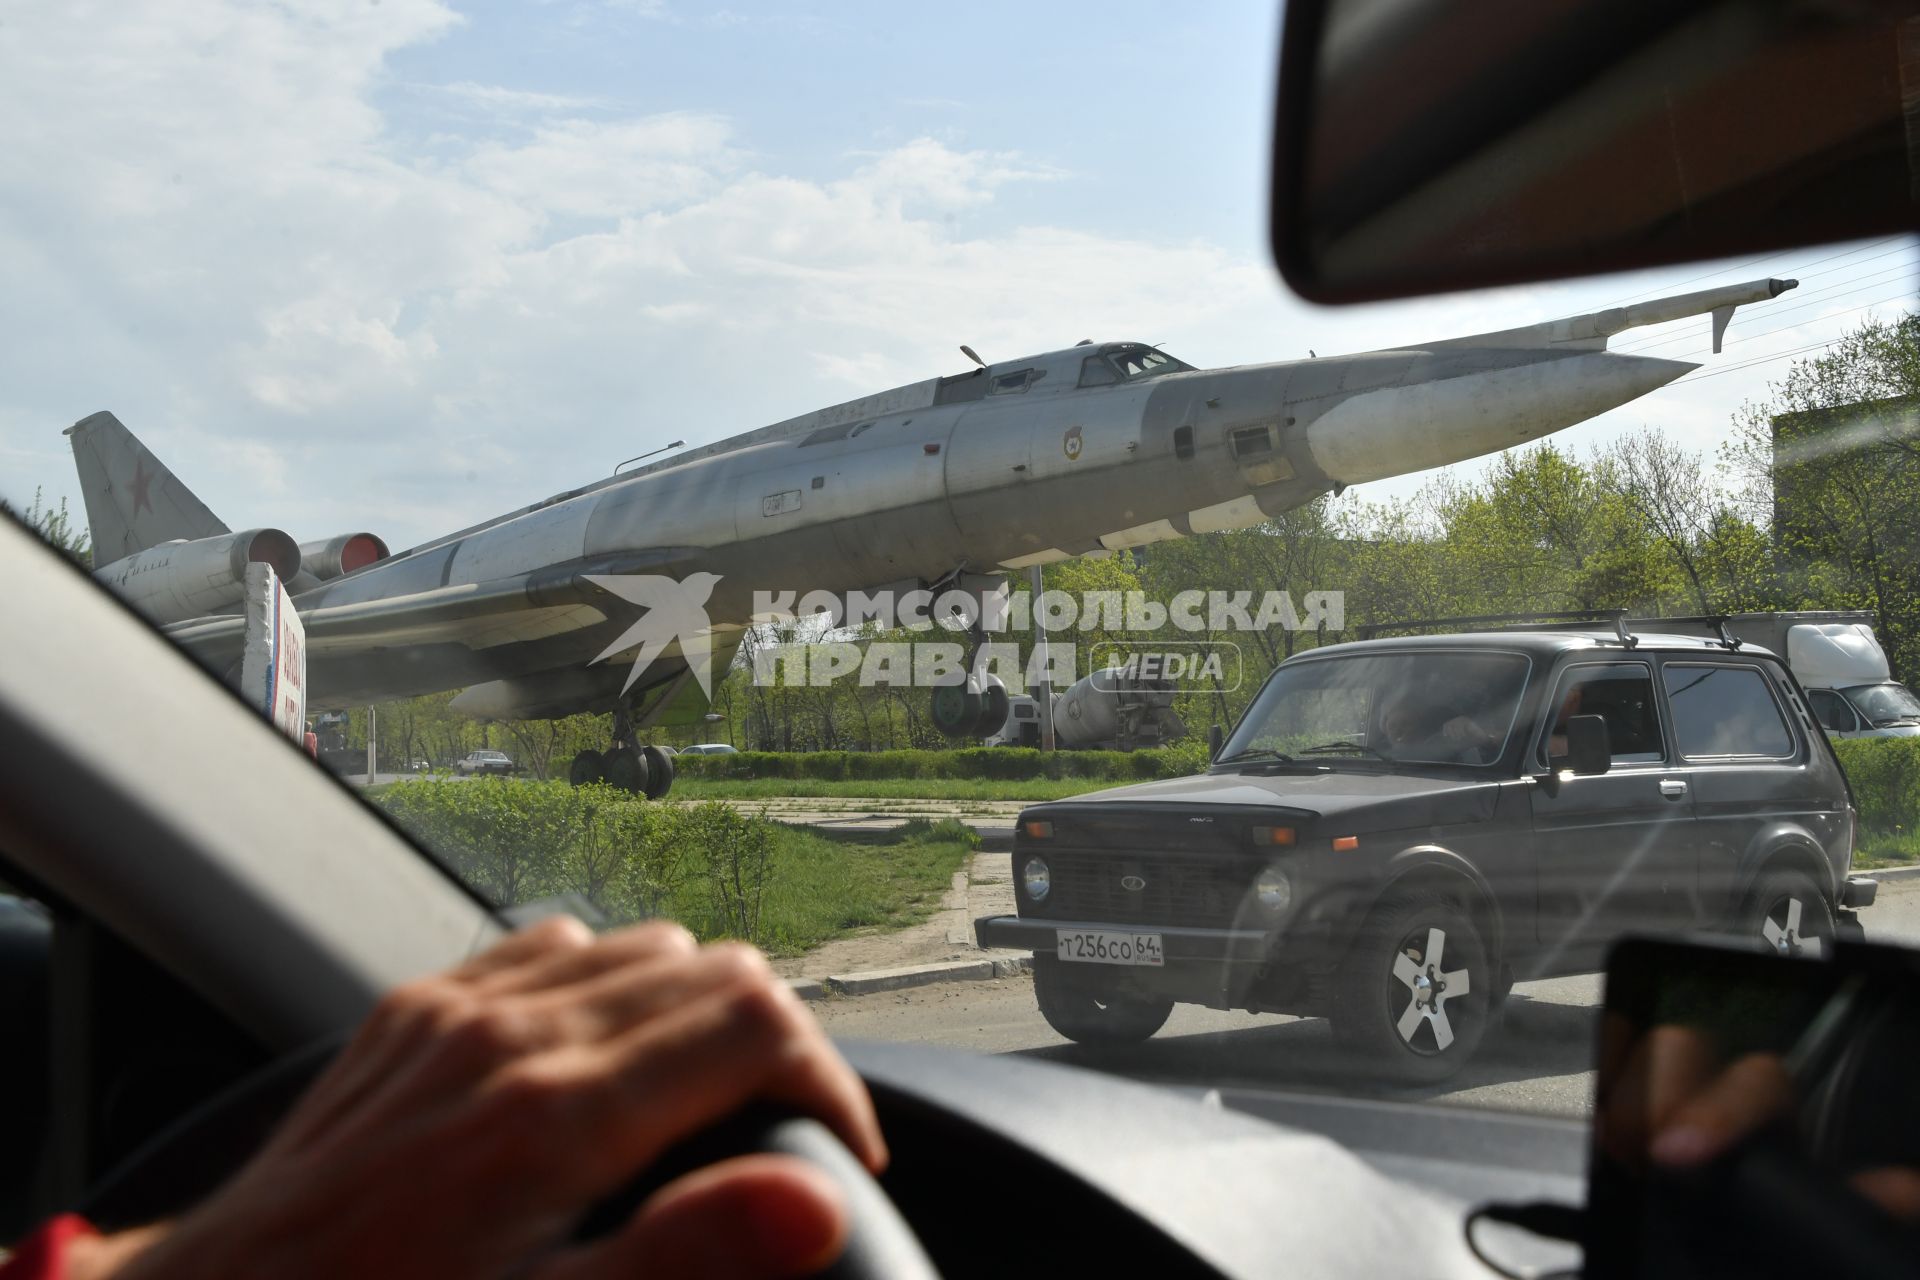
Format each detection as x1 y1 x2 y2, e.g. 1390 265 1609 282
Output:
1655 654 1842 924
1525 655 1696 972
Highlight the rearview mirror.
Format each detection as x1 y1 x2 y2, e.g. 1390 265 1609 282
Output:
1271 0 1920 303
1564 714 1612 776
1208 724 1225 762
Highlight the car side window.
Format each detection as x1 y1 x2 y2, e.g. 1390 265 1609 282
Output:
1807 688 1858 733
1662 663 1796 759
1540 662 1666 766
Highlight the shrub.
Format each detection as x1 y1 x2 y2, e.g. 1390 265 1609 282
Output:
669 745 1208 784
1832 736 1920 836
377 779 696 924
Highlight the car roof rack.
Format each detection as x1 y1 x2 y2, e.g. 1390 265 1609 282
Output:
1617 614 1743 651
1357 609 1787 653
1357 609 1637 647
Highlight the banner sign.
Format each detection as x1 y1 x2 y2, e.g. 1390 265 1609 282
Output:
239 562 307 743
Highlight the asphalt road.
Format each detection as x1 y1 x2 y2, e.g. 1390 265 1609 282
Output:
813 877 1920 1119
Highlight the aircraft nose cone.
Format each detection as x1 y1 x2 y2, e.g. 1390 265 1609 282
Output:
1303 351 1697 487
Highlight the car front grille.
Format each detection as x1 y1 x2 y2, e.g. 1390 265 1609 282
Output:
1040 850 1258 929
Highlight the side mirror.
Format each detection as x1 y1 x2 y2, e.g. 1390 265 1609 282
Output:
1208 724 1225 762
1564 714 1611 776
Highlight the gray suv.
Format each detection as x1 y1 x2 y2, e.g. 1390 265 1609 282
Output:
976 627 1877 1080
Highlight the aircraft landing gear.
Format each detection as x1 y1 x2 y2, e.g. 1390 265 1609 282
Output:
920 570 1014 742
929 676 1008 740
569 708 674 798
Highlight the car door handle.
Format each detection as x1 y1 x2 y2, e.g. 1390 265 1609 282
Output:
1659 779 1688 798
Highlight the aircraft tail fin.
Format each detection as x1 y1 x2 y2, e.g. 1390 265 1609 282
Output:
64 411 228 567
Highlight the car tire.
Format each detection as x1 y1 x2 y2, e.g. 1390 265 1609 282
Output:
640 745 674 800
1330 894 1491 1084
1741 867 1836 959
603 746 649 794
1032 955 1173 1046
569 749 606 787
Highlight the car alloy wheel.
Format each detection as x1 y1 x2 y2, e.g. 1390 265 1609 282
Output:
1331 894 1490 1082
1746 869 1836 959
1389 925 1473 1054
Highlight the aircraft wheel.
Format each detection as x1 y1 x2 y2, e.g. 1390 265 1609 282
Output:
640 745 675 800
603 746 650 794
973 683 1011 737
930 684 983 738
568 749 606 787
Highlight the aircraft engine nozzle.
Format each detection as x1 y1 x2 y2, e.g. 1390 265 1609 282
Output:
93 528 302 626
1303 351 1697 487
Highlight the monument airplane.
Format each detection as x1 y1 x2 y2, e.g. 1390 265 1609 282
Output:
68 276 1796 794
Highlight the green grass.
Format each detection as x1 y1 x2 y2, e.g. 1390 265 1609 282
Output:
664 818 978 957
669 776 1126 802
1855 830 1920 870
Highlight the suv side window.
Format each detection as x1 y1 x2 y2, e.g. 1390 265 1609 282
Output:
1807 688 1859 733
1539 661 1665 766
1663 663 1796 759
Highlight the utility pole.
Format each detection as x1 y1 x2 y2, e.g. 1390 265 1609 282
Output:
366 705 377 780
1029 564 1056 752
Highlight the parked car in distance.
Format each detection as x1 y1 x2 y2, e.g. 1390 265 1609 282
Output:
976 625 1877 1082
679 743 738 755
454 750 518 776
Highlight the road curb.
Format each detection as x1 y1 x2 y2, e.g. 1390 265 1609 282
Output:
786 953 1032 1001
1861 864 1920 883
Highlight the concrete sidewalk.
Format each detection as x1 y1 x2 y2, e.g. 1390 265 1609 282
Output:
774 847 1032 999
690 795 1023 848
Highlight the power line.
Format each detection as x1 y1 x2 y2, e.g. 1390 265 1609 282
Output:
1615 268 1918 353
1597 235 1910 308
1667 336 1850 385
1634 291 1916 362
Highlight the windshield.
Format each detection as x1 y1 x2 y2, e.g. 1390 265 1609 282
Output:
6 0 1919 1154
1845 682 1920 725
1106 345 1191 380
1220 650 1532 766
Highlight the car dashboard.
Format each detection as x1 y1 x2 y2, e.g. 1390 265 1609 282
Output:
843 1038 1584 1278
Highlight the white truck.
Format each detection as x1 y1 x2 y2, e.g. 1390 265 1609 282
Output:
1656 612 1919 739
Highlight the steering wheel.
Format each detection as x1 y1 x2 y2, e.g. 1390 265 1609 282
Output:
79 1036 940 1278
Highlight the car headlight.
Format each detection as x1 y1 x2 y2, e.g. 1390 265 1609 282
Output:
1254 862 1292 913
1022 855 1052 903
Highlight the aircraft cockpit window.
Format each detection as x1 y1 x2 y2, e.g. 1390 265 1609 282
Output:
1077 355 1120 388
989 369 1039 395
1108 346 1191 380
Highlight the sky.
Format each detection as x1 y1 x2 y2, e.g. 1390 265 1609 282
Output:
2 0 1915 554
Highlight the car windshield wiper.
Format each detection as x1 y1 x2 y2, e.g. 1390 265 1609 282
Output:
1299 740 1394 762
1215 747 1295 765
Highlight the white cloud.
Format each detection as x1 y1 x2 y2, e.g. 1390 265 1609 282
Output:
4 0 1869 557
432 81 610 114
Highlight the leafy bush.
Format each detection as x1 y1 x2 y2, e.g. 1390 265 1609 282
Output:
1832 737 1920 836
377 779 690 924
670 745 1207 784
372 782 978 953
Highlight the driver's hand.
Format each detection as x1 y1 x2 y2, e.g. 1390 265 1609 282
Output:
1439 715 1488 745
94 918 886 1280
1598 1021 1920 1222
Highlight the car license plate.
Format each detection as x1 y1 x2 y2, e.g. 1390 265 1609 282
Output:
1055 929 1164 966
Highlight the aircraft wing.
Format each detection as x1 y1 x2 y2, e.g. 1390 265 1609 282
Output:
164 547 705 669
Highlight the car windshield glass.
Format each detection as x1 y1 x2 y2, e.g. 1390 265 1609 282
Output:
1221 651 1531 766
1845 682 1920 724
8 1 1918 1150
